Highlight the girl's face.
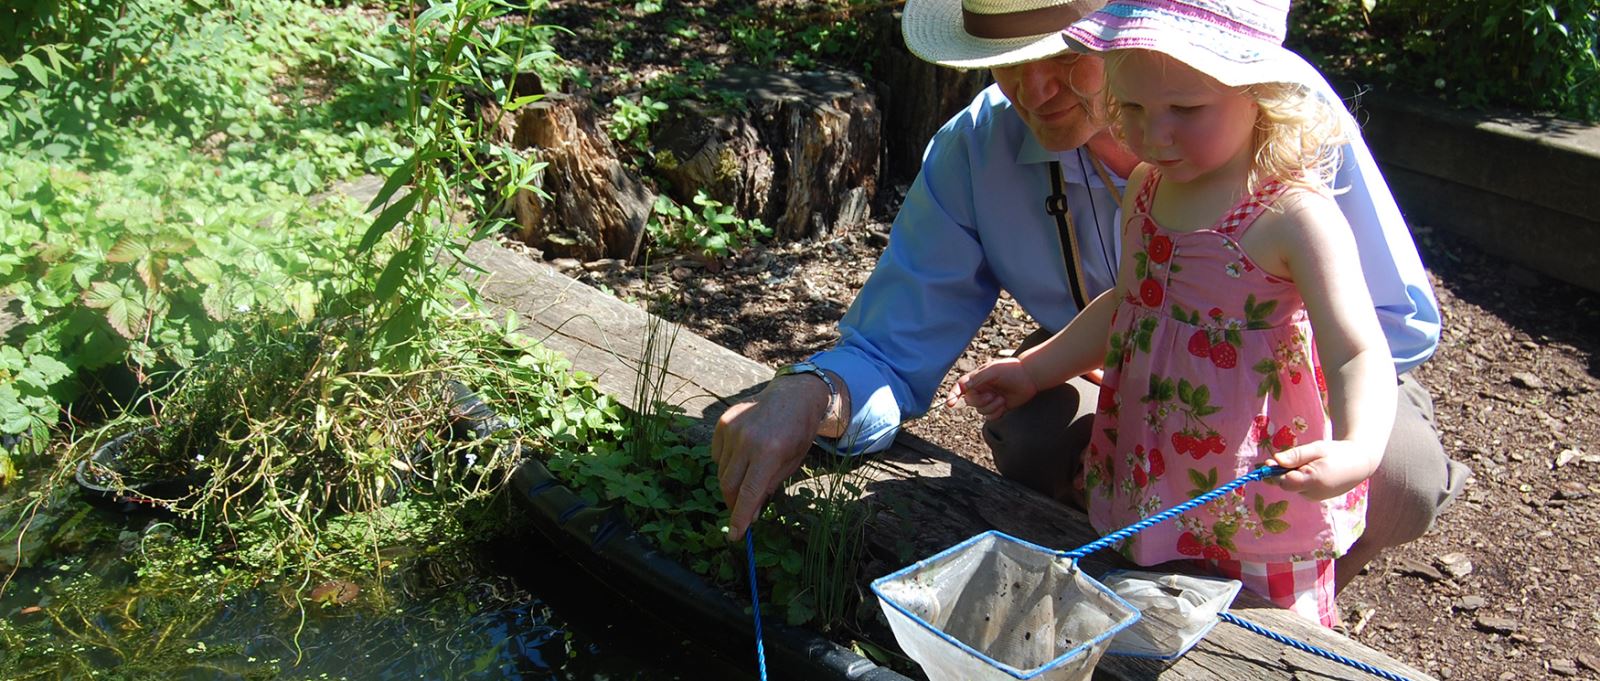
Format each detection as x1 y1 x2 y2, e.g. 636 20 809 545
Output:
1108 51 1259 186
992 52 1109 152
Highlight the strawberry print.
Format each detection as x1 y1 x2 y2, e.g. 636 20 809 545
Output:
1272 425 1296 450
1147 235 1173 264
1097 385 1118 411
1187 330 1211 357
1209 341 1238 369
1083 170 1360 577
1177 531 1204 556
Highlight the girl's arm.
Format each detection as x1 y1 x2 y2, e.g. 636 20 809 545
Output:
950 164 1151 420
1263 190 1397 499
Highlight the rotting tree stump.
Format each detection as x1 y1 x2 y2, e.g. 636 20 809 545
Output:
653 68 882 242
508 93 655 262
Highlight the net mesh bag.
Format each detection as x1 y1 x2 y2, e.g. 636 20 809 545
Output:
872 531 1141 681
1101 570 1243 659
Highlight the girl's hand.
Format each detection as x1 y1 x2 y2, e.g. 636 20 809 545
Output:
944 358 1037 421
1268 440 1381 501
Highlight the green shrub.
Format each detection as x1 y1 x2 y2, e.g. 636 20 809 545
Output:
647 190 771 260
1290 0 1600 121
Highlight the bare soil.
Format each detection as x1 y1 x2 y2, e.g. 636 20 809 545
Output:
539 1 1600 677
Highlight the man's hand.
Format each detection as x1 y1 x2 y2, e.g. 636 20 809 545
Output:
1269 440 1382 500
712 375 832 541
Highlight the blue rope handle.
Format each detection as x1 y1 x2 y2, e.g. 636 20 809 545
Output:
1219 612 1414 681
745 528 768 681
1063 464 1288 559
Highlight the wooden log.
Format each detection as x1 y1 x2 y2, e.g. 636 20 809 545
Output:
466 238 1437 681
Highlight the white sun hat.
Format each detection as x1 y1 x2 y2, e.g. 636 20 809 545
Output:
1061 0 1322 87
902 0 1108 70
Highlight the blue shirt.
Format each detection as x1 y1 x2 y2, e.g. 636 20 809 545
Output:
811 83 1441 455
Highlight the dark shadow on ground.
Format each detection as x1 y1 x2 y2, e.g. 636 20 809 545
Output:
1413 225 1600 380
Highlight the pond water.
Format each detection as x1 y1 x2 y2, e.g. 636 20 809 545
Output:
1 505 752 680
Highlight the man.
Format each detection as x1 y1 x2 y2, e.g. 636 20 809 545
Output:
711 0 1468 590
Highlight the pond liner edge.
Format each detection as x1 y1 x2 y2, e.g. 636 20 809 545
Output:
511 457 914 681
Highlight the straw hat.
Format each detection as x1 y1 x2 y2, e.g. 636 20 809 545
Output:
901 0 1107 70
1061 0 1321 87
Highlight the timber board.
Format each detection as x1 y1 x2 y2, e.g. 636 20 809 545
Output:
467 238 1436 681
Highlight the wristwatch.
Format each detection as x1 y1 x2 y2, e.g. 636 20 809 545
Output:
774 361 838 419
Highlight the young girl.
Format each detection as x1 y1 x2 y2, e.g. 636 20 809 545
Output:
949 0 1397 626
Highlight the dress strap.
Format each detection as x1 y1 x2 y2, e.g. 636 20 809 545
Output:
1215 179 1289 236
1133 168 1161 215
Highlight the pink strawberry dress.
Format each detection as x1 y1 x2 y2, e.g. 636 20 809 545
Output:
1082 169 1368 626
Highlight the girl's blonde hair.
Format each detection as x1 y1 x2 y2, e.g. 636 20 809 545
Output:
1103 51 1352 194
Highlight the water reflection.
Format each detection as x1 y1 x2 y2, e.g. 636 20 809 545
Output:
1 511 749 680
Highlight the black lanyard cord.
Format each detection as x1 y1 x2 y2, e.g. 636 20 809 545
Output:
1047 160 1089 311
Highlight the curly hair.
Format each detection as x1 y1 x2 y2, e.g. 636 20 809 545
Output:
1243 80 1350 194
1102 51 1352 194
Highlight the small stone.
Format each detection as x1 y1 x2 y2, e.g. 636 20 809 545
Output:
1454 595 1487 611
1396 557 1446 581
552 258 583 273
1577 654 1600 672
1438 552 1474 579
1510 372 1545 390
1549 660 1580 676
670 267 692 281
1554 481 1589 500
1554 448 1580 468
1475 615 1520 634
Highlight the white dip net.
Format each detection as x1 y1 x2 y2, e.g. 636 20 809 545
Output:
872 531 1141 681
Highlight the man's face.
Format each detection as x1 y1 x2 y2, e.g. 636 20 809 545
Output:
991 52 1109 152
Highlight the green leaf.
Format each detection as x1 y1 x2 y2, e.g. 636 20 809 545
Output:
1262 518 1290 534
82 281 146 339
357 189 419 254
1263 499 1289 519
508 94 544 110
183 257 224 286
19 354 70 388
285 282 318 323
366 155 419 214
348 48 395 72
415 4 455 29
16 54 48 87
373 249 414 303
